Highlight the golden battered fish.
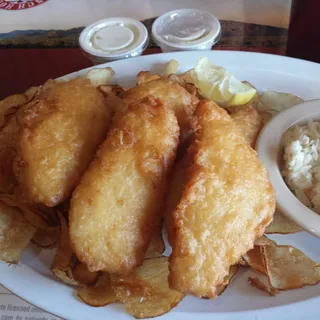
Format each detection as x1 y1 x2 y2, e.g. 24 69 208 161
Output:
69 97 179 273
14 78 112 207
0 92 34 194
229 104 263 147
123 79 198 142
169 100 275 298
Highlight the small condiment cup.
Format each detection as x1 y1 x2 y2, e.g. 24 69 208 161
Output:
152 9 221 52
79 17 149 65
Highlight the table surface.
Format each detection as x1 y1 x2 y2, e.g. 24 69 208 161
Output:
0 27 287 99
1 1 318 320
0 0 292 99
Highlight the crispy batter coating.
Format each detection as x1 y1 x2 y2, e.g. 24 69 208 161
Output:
0 92 34 194
123 79 198 142
14 78 112 207
229 104 263 147
169 100 275 298
69 97 179 273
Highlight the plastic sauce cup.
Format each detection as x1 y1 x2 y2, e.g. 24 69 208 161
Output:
152 9 221 52
79 17 149 65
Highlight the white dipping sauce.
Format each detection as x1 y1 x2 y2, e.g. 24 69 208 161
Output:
79 17 148 63
92 26 134 52
152 9 221 52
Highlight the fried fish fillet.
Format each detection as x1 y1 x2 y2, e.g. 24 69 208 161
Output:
169 100 275 298
229 104 263 147
0 92 35 193
14 78 112 207
69 97 179 273
123 79 198 142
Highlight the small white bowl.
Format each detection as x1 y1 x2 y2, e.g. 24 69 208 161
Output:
152 9 221 53
256 99 320 237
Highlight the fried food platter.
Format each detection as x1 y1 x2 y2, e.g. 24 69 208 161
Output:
1 51 320 320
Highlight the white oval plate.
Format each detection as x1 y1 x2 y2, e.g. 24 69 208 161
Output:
1 51 320 320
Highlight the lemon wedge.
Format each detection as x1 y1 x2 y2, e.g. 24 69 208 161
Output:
193 57 256 107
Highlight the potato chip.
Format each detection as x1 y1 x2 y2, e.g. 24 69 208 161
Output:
136 71 161 85
176 69 194 84
34 203 60 226
248 277 278 296
144 221 165 259
120 291 182 319
256 91 303 123
245 237 320 292
52 266 79 286
111 257 184 319
0 200 36 263
51 213 78 285
51 213 99 286
77 273 118 307
243 246 266 275
216 265 239 296
31 226 60 249
263 245 320 290
265 211 302 234
164 59 180 76
240 92 261 112
254 236 275 246
243 236 275 274
72 262 100 286
111 257 168 294
87 68 115 87
0 194 50 230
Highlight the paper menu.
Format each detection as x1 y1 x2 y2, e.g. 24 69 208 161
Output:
0 285 62 320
